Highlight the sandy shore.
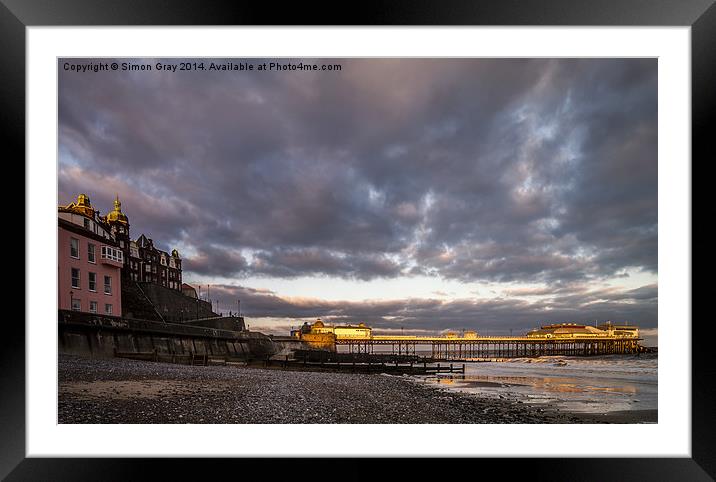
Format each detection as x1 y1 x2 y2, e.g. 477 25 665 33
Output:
58 355 653 424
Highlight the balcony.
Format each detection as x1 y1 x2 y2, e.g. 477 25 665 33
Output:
100 245 124 268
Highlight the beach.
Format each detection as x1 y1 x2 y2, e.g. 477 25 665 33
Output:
58 355 654 424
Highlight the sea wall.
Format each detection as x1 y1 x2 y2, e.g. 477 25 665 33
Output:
175 315 246 332
136 281 215 321
59 310 280 359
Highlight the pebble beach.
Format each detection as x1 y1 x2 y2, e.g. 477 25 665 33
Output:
58 355 654 424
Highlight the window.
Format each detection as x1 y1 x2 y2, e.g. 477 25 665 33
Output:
84 218 90 230
71 298 81 311
70 238 79 258
88 243 96 263
71 268 80 289
89 301 98 313
101 246 123 262
88 272 96 292
104 275 112 295
105 304 113 315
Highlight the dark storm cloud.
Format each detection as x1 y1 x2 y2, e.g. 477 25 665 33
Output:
248 248 403 280
200 282 658 333
59 58 657 285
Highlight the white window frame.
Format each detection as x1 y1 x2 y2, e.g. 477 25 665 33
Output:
105 303 113 315
71 268 80 289
89 301 98 313
71 298 81 311
70 237 79 259
88 272 97 292
87 243 96 263
104 275 112 295
101 246 124 263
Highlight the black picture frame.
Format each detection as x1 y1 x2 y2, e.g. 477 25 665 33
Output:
5 0 712 479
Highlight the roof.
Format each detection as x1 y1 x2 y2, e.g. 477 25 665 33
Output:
106 195 128 224
58 193 97 219
57 217 119 246
530 323 606 335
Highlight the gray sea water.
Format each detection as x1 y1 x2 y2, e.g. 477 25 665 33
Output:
414 353 657 414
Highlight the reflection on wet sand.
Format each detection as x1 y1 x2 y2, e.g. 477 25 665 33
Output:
436 374 641 395
419 355 657 414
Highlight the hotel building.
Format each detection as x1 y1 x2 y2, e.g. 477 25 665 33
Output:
103 197 183 290
58 194 123 316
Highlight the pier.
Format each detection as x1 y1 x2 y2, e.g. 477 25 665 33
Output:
295 321 649 360
338 335 645 360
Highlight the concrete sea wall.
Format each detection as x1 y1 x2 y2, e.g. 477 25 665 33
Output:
59 310 294 360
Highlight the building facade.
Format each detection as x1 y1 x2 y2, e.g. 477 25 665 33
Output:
103 196 183 291
181 283 198 298
294 319 373 340
58 194 123 316
527 323 615 339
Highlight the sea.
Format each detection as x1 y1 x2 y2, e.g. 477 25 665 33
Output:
414 353 657 414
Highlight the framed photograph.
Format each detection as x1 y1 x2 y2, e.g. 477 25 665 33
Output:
7 0 711 479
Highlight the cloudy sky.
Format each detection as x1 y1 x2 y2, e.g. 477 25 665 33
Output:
58 58 658 343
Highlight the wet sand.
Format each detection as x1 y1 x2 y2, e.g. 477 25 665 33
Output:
58 355 654 424
568 409 657 424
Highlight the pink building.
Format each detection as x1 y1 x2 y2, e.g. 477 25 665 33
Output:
58 194 123 316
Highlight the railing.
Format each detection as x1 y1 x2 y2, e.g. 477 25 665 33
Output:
336 335 641 343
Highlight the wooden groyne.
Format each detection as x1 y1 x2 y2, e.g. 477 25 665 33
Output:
112 349 465 375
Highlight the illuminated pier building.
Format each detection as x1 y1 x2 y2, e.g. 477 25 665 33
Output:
292 320 646 357
526 322 639 339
